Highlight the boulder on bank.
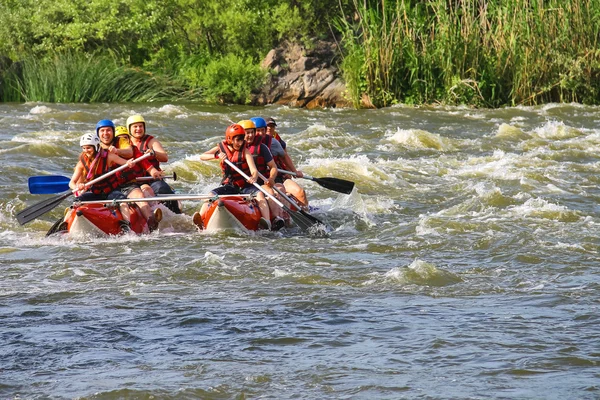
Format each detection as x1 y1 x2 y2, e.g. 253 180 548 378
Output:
252 40 355 109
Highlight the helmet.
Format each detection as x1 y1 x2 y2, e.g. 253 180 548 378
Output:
115 126 129 137
80 133 101 152
250 117 267 129
237 120 255 130
126 114 146 132
225 124 246 144
95 119 115 135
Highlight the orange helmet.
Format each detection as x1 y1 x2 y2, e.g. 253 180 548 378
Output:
225 124 246 144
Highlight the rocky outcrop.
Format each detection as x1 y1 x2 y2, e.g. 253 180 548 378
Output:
252 40 354 109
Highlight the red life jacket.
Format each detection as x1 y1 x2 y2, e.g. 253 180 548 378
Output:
80 150 119 195
219 141 249 188
258 134 291 178
116 146 152 185
134 134 161 171
247 136 269 177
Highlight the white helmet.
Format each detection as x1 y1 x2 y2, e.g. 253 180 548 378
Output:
80 133 100 152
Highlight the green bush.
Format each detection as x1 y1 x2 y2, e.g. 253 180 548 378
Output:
183 53 267 104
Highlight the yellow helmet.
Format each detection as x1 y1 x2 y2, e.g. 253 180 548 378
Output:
115 125 129 137
237 120 255 130
126 114 146 132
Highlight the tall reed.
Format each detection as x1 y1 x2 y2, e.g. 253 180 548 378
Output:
5 51 189 103
337 0 600 107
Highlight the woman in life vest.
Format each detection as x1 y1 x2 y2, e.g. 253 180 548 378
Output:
126 114 181 214
195 123 276 230
238 119 286 230
254 117 308 209
69 132 162 232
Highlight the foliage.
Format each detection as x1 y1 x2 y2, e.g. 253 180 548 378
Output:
0 0 349 103
182 53 267 104
2 0 600 107
6 51 187 103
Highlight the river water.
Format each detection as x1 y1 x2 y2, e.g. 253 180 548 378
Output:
0 102 598 399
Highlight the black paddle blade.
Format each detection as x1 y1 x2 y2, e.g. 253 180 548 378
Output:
312 177 355 194
16 191 73 225
287 208 329 232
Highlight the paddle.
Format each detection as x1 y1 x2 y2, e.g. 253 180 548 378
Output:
17 152 154 225
224 159 325 231
256 171 327 231
75 193 254 205
278 169 355 194
29 172 177 194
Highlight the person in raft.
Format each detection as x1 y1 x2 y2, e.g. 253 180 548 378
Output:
238 119 286 230
97 119 133 159
126 114 182 214
194 123 279 230
69 132 163 232
252 116 308 209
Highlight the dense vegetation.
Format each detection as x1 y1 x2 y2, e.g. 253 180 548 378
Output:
1 0 599 108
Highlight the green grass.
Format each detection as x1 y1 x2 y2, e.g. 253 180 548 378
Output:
3 51 189 103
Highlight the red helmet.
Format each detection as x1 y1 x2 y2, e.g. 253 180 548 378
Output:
225 124 246 144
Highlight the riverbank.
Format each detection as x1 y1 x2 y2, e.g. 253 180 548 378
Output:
2 1 600 109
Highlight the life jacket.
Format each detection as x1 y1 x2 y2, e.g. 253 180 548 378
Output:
219 141 250 188
258 134 291 178
116 146 152 185
247 136 270 178
134 134 161 171
272 131 286 149
80 150 119 195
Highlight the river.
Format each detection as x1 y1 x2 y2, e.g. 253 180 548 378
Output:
1 102 598 399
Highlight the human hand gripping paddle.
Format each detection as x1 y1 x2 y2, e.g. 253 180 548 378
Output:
28 172 178 195
277 169 355 194
16 151 154 225
223 159 326 231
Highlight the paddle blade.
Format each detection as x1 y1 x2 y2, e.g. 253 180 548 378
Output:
287 207 328 232
312 177 355 194
28 175 71 194
16 191 73 225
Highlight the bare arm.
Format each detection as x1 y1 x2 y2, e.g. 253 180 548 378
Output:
266 160 278 187
107 152 129 167
112 144 133 159
244 148 259 183
151 139 169 163
69 162 84 191
282 150 302 177
199 146 220 161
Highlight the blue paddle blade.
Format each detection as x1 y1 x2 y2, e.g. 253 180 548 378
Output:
28 175 71 194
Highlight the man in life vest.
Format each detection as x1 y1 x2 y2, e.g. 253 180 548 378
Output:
238 119 286 230
126 114 182 214
69 132 162 232
253 117 308 209
96 120 133 159
195 123 279 230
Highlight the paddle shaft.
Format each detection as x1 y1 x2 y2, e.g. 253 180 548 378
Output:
75 194 253 205
256 171 303 212
278 168 355 194
223 159 286 209
278 169 312 180
28 174 176 195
